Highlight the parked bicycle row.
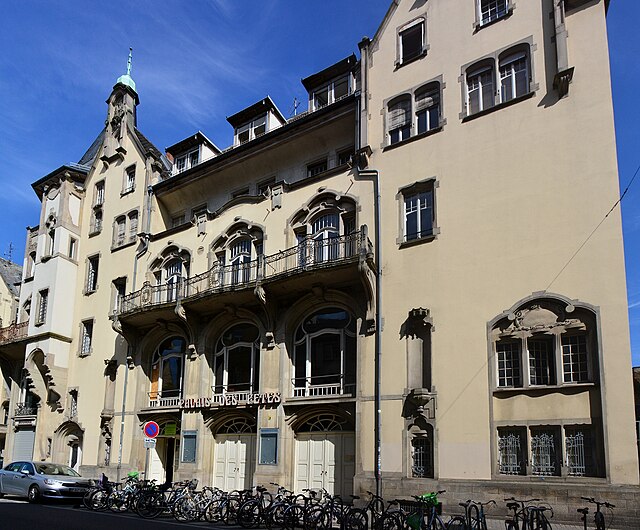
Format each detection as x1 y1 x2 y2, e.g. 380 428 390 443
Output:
80 474 616 530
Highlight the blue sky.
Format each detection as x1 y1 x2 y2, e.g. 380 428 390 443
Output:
1 1 638 364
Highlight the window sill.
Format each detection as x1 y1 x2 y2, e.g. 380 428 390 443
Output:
34 321 45 327
473 9 513 33
78 350 92 358
84 288 97 296
384 125 445 152
121 187 135 197
93 203 104 210
23 276 34 284
398 228 440 248
88 230 102 238
111 240 136 253
394 48 429 70
493 382 596 394
461 91 535 122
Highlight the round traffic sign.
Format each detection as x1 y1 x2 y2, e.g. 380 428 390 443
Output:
143 421 160 438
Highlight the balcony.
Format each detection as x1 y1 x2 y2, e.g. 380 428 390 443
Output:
0 322 28 345
118 229 372 318
292 375 355 399
146 392 181 409
211 385 259 406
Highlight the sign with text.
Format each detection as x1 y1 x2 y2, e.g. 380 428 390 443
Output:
144 438 157 449
181 392 282 410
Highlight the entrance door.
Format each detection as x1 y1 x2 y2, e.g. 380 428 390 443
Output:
295 433 355 497
147 437 177 484
214 434 256 491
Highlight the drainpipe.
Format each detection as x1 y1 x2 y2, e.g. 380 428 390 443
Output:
116 185 153 481
354 98 382 500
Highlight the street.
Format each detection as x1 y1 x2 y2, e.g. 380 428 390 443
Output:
0 498 232 530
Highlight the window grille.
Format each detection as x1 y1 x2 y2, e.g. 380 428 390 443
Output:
70 391 78 417
498 431 523 475
37 289 48 324
411 437 432 478
87 256 99 292
531 431 557 476
562 335 589 383
565 430 586 476
80 321 93 356
497 341 521 387
129 212 138 242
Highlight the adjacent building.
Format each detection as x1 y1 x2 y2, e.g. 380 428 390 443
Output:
0 0 638 523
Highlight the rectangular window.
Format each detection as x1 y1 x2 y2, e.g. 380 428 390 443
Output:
497 341 521 387
404 190 434 241
95 181 105 206
312 76 350 111
479 0 509 26
388 98 411 145
112 277 126 314
92 209 103 234
399 21 424 64
36 289 48 325
68 238 77 259
497 427 526 475
307 159 327 177
87 255 99 293
253 115 266 138
528 337 555 385
115 217 126 247
565 427 594 477
80 320 93 356
500 53 529 103
175 155 187 173
562 334 589 383
189 150 199 168
129 212 138 243
530 428 559 476
181 431 197 463
172 214 185 228
337 147 354 167
259 429 278 465
124 166 136 193
415 86 440 134
467 66 494 115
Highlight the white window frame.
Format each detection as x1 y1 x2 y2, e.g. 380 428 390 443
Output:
477 0 510 27
94 181 105 207
499 51 529 103
235 114 268 146
80 320 93 356
173 147 200 174
312 75 351 111
86 255 99 293
213 324 260 395
388 96 412 145
398 19 426 65
123 165 136 193
466 64 495 115
36 289 48 325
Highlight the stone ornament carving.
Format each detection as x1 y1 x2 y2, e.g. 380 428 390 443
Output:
501 303 583 336
403 388 437 421
140 282 152 306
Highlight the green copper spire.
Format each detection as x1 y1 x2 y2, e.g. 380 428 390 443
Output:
116 47 137 92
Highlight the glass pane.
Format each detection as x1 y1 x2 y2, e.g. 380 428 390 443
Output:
310 334 341 384
182 432 197 463
213 354 224 393
401 24 423 61
303 308 350 333
162 356 182 396
333 77 348 100
406 210 418 240
294 343 306 384
227 346 252 391
260 431 278 465
221 323 259 347
314 86 329 109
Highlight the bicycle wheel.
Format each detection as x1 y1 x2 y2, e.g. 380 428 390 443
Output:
205 498 224 523
90 488 110 511
304 505 328 530
136 491 164 519
377 512 403 530
173 496 199 522
446 516 466 530
283 504 305 530
345 508 368 530
238 499 261 529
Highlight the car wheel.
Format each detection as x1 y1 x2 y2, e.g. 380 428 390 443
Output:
28 485 41 504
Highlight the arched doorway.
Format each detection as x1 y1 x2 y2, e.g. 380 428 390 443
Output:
211 415 257 491
293 412 355 497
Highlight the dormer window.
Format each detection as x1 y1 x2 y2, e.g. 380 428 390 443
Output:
236 115 267 145
312 76 350 111
173 148 200 174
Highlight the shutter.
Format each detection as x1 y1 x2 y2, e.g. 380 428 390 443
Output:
415 89 437 111
388 99 411 128
12 428 36 461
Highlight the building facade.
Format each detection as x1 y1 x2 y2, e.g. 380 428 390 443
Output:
0 0 638 523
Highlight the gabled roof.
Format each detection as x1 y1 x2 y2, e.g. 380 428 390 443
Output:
165 131 222 157
226 96 286 128
31 164 90 200
77 129 106 166
302 54 358 92
0 258 22 297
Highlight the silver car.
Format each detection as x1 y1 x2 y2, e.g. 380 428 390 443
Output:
0 461 93 502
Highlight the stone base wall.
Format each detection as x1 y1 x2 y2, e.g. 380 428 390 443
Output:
355 475 640 529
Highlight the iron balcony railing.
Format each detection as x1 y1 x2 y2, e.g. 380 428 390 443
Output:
147 391 182 409
14 402 38 416
0 321 28 345
291 374 356 398
211 384 259 406
119 229 370 315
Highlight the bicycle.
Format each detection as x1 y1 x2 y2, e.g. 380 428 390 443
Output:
448 499 496 530
504 497 553 530
577 497 615 530
401 491 451 530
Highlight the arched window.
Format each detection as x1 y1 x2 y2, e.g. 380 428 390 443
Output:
150 246 190 304
466 61 495 115
499 47 530 103
212 223 263 287
150 337 186 406
213 323 260 396
293 307 356 397
311 213 340 262
387 95 412 145
415 82 440 134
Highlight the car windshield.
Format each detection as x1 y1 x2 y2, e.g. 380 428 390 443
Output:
35 463 81 477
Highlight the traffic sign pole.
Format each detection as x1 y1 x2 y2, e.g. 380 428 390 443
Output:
142 421 160 480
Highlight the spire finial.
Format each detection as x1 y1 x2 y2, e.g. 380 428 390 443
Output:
127 47 133 76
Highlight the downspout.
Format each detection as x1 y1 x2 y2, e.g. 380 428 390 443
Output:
115 184 152 481
354 36 383 494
